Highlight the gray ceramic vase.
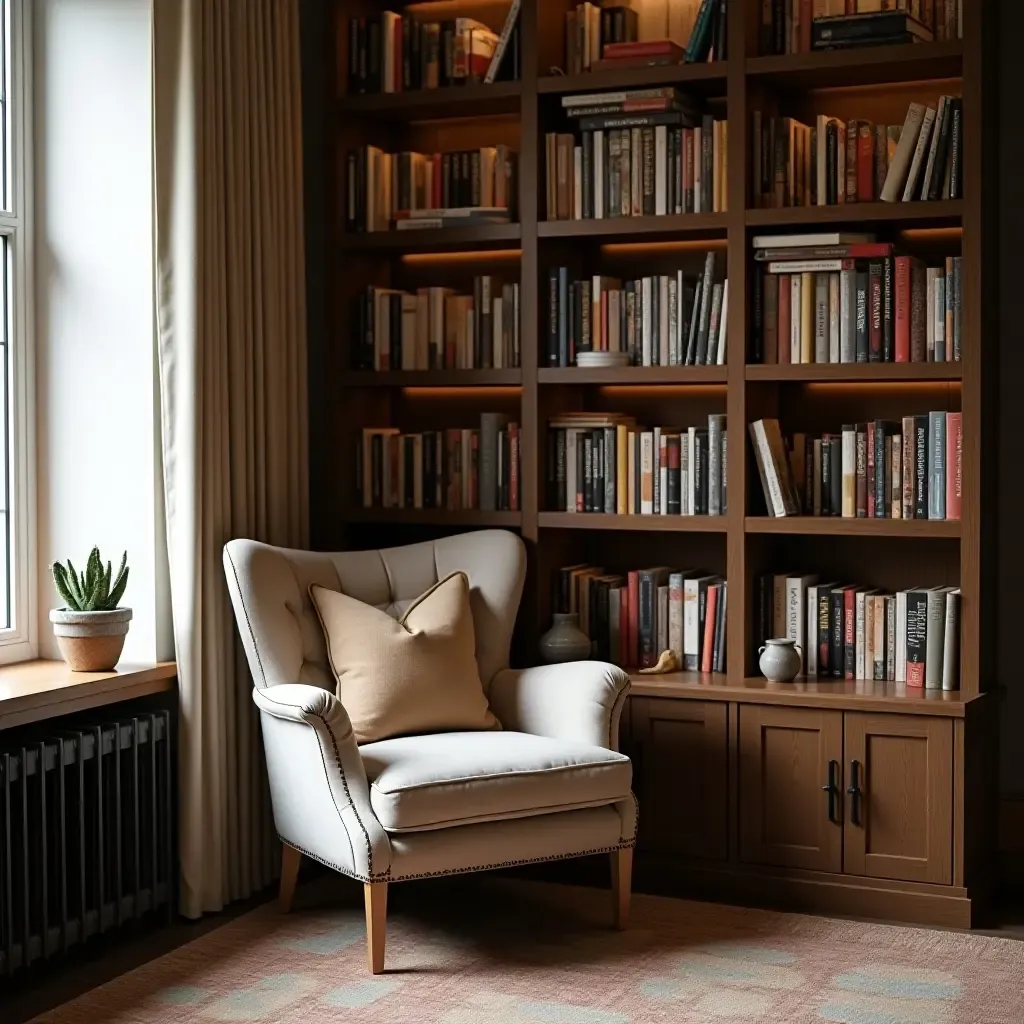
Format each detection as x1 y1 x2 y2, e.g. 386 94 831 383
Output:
539 612 592 663
758 637 802 683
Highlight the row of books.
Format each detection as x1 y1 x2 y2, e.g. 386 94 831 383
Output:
346 9 520 94
350 280 521 372
546 89 726 220
752 98 962 210
345 145 517 233
749 413 962 521
760 7 959 57
758 573 960 690
546 413 727 517
557 564 727 672
565 0 726 74
752 236 962 364
546 254 727 368
357 419 520 512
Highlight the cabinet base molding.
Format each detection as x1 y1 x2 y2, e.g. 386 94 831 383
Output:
635 856 979 930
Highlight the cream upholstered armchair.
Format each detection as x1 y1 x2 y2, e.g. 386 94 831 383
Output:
223 530 636 974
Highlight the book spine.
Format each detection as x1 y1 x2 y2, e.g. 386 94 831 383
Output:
905 591 927 687
928 410 946 520
914 415 929 519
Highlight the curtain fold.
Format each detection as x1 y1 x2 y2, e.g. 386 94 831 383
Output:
153 0 309 918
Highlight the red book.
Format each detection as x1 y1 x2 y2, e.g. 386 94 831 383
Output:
946 412 962 521
857 123 875 202
602 40 684 59
627 570 640 668
845 0 856 11
777 273 791 364
894 256 912 362
866 422 876 517
509 423 519 512
844 588 857 680
701 584 718 673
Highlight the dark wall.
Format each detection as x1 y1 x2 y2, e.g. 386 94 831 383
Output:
998 0 1023 795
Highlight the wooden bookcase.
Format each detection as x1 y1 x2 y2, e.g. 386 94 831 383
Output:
313 0 998 927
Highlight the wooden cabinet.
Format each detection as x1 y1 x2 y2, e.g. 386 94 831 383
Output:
738 706 844 872
843 713 953 885
631 698 728 861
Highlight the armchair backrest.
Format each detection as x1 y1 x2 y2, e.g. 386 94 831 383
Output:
223 530 526 693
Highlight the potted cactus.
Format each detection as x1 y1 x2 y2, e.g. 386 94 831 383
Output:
50 547 131 671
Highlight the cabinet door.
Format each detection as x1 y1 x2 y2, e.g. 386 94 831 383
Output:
739 705 843 872
843 713 953 885
631 698 728 861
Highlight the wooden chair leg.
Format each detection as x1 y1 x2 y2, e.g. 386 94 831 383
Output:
364 882 388 974
610 847 632 929
278 844 302 913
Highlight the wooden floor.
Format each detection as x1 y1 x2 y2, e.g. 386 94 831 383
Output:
4 884 1024 1024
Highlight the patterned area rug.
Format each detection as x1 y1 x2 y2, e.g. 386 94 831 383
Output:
32 876 1024 1023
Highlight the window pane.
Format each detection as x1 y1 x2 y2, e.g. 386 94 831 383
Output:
0 237 11 629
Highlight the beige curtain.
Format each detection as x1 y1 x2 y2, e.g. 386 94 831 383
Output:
152 0 309 918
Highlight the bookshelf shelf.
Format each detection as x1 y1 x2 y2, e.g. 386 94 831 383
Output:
629 671 972 717
345 508 522 528
745 516 961 538
320 0 994 928
539 513 728 533
745 40 964 90
540 366 727 385
339 224 522 252
539 213 728 242
745 363 962 383
344 370 522 388
340 80 522 119
746 200 963 228
538 62 727 96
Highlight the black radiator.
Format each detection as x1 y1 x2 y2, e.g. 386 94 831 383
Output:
0 711 174 977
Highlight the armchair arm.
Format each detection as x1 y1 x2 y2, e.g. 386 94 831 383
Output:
253 684 391 881
488 662 631 751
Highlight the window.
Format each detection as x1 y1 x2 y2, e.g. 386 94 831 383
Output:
0 0 33 662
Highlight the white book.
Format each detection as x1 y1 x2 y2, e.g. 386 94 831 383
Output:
484 0 521 83
787 575 818 674
839 269 856 363
942 589 960 690
594 130 605 219
753 231 875 249
806 585 819 676
640 431 654 515
791 274 802 364
855 590 867 681
920 96 947 200
881 102 926 202
767 259 850 274
659 433 669 514
841 426 856 517
652 426 662 514
683 575 715 670
896 590 908 683
902 105 936 202
659 276 670 364
934 273 946 360
828 273 841 363
675 269 685 364
686 427 696 515
716 279 729 365
573 146 583 220
750 420 786 517
655 125 668 215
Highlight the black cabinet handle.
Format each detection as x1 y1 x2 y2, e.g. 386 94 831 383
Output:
822 759 839 823
847 759 862 827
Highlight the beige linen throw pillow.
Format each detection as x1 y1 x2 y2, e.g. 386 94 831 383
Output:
308 571 499 744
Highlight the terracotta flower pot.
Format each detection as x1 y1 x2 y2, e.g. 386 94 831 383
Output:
49 608 133 672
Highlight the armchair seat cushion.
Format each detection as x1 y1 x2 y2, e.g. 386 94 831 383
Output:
360 731 632 834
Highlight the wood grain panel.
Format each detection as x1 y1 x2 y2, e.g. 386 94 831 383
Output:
843 713 953 885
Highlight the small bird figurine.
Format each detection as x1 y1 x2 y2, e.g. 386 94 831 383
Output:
637 649 679 674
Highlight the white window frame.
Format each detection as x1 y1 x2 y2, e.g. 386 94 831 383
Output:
0 0 35 664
